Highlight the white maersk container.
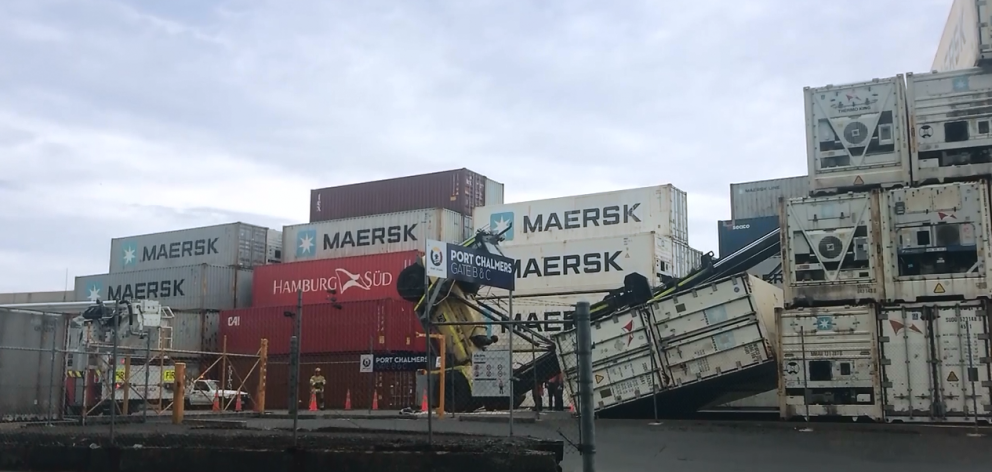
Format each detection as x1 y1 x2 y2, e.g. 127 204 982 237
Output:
881 181 992 302
878 300 991 423
476 232 683 299
805 76 912 194
777 305 883 420
931 0 984 73
110 222 274 273
907 68 992 184
782 191 885 307
282 208 467 263
473 184 688 246
553 273 781 414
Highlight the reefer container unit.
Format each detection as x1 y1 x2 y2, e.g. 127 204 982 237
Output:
804 76 913 194
777 305 883 420
878 300 991 423
219 299 426 356
473 184 689 245
782 191 885 307
717 215 781 257
251 251 420 307
881 181 992 302
931 0 984 73
309 168 504 222
907 68 992 184
109 222 273 273
0 310 67 421
75 264 253 312
475 232 676 299
230 353 420 411
0 291 71 304
730 176 809 220
553 273 780 417
283 208 467 263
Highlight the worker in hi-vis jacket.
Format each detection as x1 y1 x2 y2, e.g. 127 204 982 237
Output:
310 368 326 410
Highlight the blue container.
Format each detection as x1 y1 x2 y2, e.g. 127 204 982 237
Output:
717 215 780 258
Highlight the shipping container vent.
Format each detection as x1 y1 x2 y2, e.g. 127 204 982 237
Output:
843 121 869 145
817 235 845 260
935 225 960 246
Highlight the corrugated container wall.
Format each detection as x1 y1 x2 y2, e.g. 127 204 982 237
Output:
231 353 420 411
219 300 427 356
672 239 703 277
931 0 982 73
251 251 421 307
309 168 504 222
266 228 283 263
171 311 222 354
0 311 67 421
0 291 72 304
475 232 674 299
74 264 253 312
717 215 781 257
109 222 272 273
730 176 809 220
473 184 689 245
282 208 467 263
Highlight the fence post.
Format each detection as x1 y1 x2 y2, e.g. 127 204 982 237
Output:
508 292 514 437
110 312 119 444
47 320 57 425
256 339 268 413
575 301 596 472
221 335 228 411
143 333 151 421
122 356 131 416
172 363 186 424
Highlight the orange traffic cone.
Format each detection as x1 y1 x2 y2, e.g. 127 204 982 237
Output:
344 389 352 410
212 390 220 412
420 390 429 413
371 390 379 410
308 392 317 411
235 394 242 412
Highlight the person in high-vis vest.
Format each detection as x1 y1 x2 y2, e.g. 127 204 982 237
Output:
310 368 326 410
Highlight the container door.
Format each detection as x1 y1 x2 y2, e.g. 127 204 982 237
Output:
931 303 991 420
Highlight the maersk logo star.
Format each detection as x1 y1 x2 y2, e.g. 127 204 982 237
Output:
296 228 317 258
121 242 137 267
86 283 103 302
490 212 514 240
816 316 833 331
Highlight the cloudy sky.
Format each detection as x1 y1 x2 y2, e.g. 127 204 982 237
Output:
0 0 951 292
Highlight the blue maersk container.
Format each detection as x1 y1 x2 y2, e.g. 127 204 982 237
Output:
717 215 780 258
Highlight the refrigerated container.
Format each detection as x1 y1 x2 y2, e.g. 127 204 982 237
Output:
782 191 885 307
747 254 785 290
310 168 504 222
473 184 689 245
219 299 426 356
777 305 883 420
0 310 67 421
878 300 991 423
475 232 677 299
717 215 781 257
931 0 984 73
250 251 420 307
730 176 809 220
109 222 273 273
907 68 992 184
880 181 992 302
283 208 467 263
805 76 912 194
74 264 253 312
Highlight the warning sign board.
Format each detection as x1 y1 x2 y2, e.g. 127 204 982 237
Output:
853 175 864 186
947 371 959 382
934 283 946 294
471 350 511 397
594 374 604 384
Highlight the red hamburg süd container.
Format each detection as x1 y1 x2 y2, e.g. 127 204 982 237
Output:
309 168 504 222
219 299 427 356
251 251 420 307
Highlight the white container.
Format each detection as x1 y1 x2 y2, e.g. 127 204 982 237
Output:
0 291 72 304
74 264 253 312
907 68 992 184
476 232 676 299
730 176 809 220
804 76 913 194
478 292 609 351
777 305 883 420
266 228 283 263
672 240 704 279
878 300 991 423
782 191 885 306
747 254 784 289
881 181 992 302
282 208 466 263
473 184 689 245
931 0 983 73
110 222 272 273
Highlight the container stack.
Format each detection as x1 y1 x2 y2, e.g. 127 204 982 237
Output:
73 222 280 356
219 168 504 410
777 66 992 423
471 184 699 408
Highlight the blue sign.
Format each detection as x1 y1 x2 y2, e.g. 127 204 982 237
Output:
717 215 780 258
426 239 516 291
